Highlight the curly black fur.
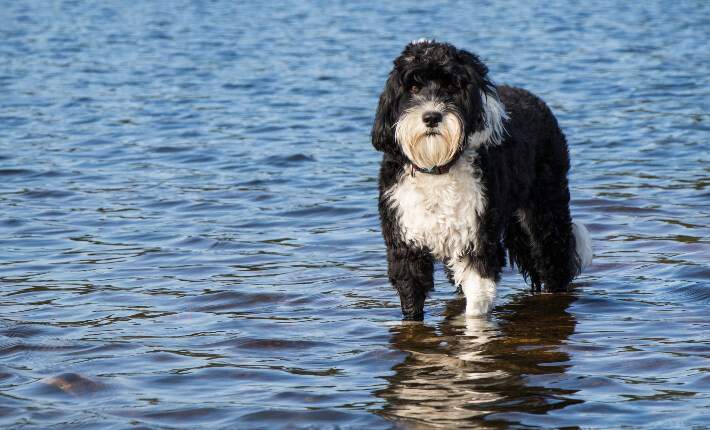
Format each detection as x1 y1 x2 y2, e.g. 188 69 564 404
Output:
372 40 583 320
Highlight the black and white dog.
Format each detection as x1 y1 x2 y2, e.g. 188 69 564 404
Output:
372 40 592 320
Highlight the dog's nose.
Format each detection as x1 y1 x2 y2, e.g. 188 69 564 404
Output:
422 111 443 128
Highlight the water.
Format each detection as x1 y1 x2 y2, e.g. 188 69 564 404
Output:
1 1 708 428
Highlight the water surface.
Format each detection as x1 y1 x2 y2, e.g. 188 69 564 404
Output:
1 1 709 428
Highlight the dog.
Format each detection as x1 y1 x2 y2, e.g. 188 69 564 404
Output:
372 40 592 320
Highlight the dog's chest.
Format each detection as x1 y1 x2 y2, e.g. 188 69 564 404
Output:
386 160 486 259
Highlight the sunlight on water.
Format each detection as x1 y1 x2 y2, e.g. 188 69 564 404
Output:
1 1 708 428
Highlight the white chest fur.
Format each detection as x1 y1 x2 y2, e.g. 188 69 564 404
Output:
385 152 486 260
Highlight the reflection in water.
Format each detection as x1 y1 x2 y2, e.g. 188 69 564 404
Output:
379 294 580 428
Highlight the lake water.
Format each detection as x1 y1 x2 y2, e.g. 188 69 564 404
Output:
1 1 709 428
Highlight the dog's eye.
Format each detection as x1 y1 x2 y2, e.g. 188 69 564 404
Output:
409 85 420 94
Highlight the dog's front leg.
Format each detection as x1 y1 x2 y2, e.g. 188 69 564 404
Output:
448 254 500 317
387 248 434 321
450 205 506 316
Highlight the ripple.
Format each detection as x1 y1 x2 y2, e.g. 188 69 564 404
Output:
0 168 34 176
18 189 75 199
1 0 709 428
262 153 316 167
234 338 333 351
184 290 297 312
666 283 710 304
150 145 194 154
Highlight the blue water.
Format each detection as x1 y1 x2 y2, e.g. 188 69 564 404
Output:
1 1 709 428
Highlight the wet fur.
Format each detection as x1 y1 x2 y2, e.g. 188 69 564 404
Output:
372 40 591 320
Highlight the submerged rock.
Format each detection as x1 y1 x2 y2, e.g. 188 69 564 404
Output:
41 373 106 396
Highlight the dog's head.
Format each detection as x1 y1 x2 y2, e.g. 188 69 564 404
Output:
372 40 506 169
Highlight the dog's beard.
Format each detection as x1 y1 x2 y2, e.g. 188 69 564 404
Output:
395 101 463 169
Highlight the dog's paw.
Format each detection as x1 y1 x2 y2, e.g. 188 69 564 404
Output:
464 298 494 316
462 276 497 316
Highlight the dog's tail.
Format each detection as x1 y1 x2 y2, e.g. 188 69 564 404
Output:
572 221 593 275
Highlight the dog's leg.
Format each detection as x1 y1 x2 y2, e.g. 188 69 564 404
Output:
448 257 497 316
387 248 434 321
450 203 505 315
505 210 543 291
525 184 577 293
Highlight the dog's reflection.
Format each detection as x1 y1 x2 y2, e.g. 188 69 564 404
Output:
378 293 579 427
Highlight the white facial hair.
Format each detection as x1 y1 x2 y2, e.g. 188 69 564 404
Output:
394 100 463 169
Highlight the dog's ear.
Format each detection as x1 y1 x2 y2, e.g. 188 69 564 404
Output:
456 49 489 83
372 71 401 153
454 49 507 146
